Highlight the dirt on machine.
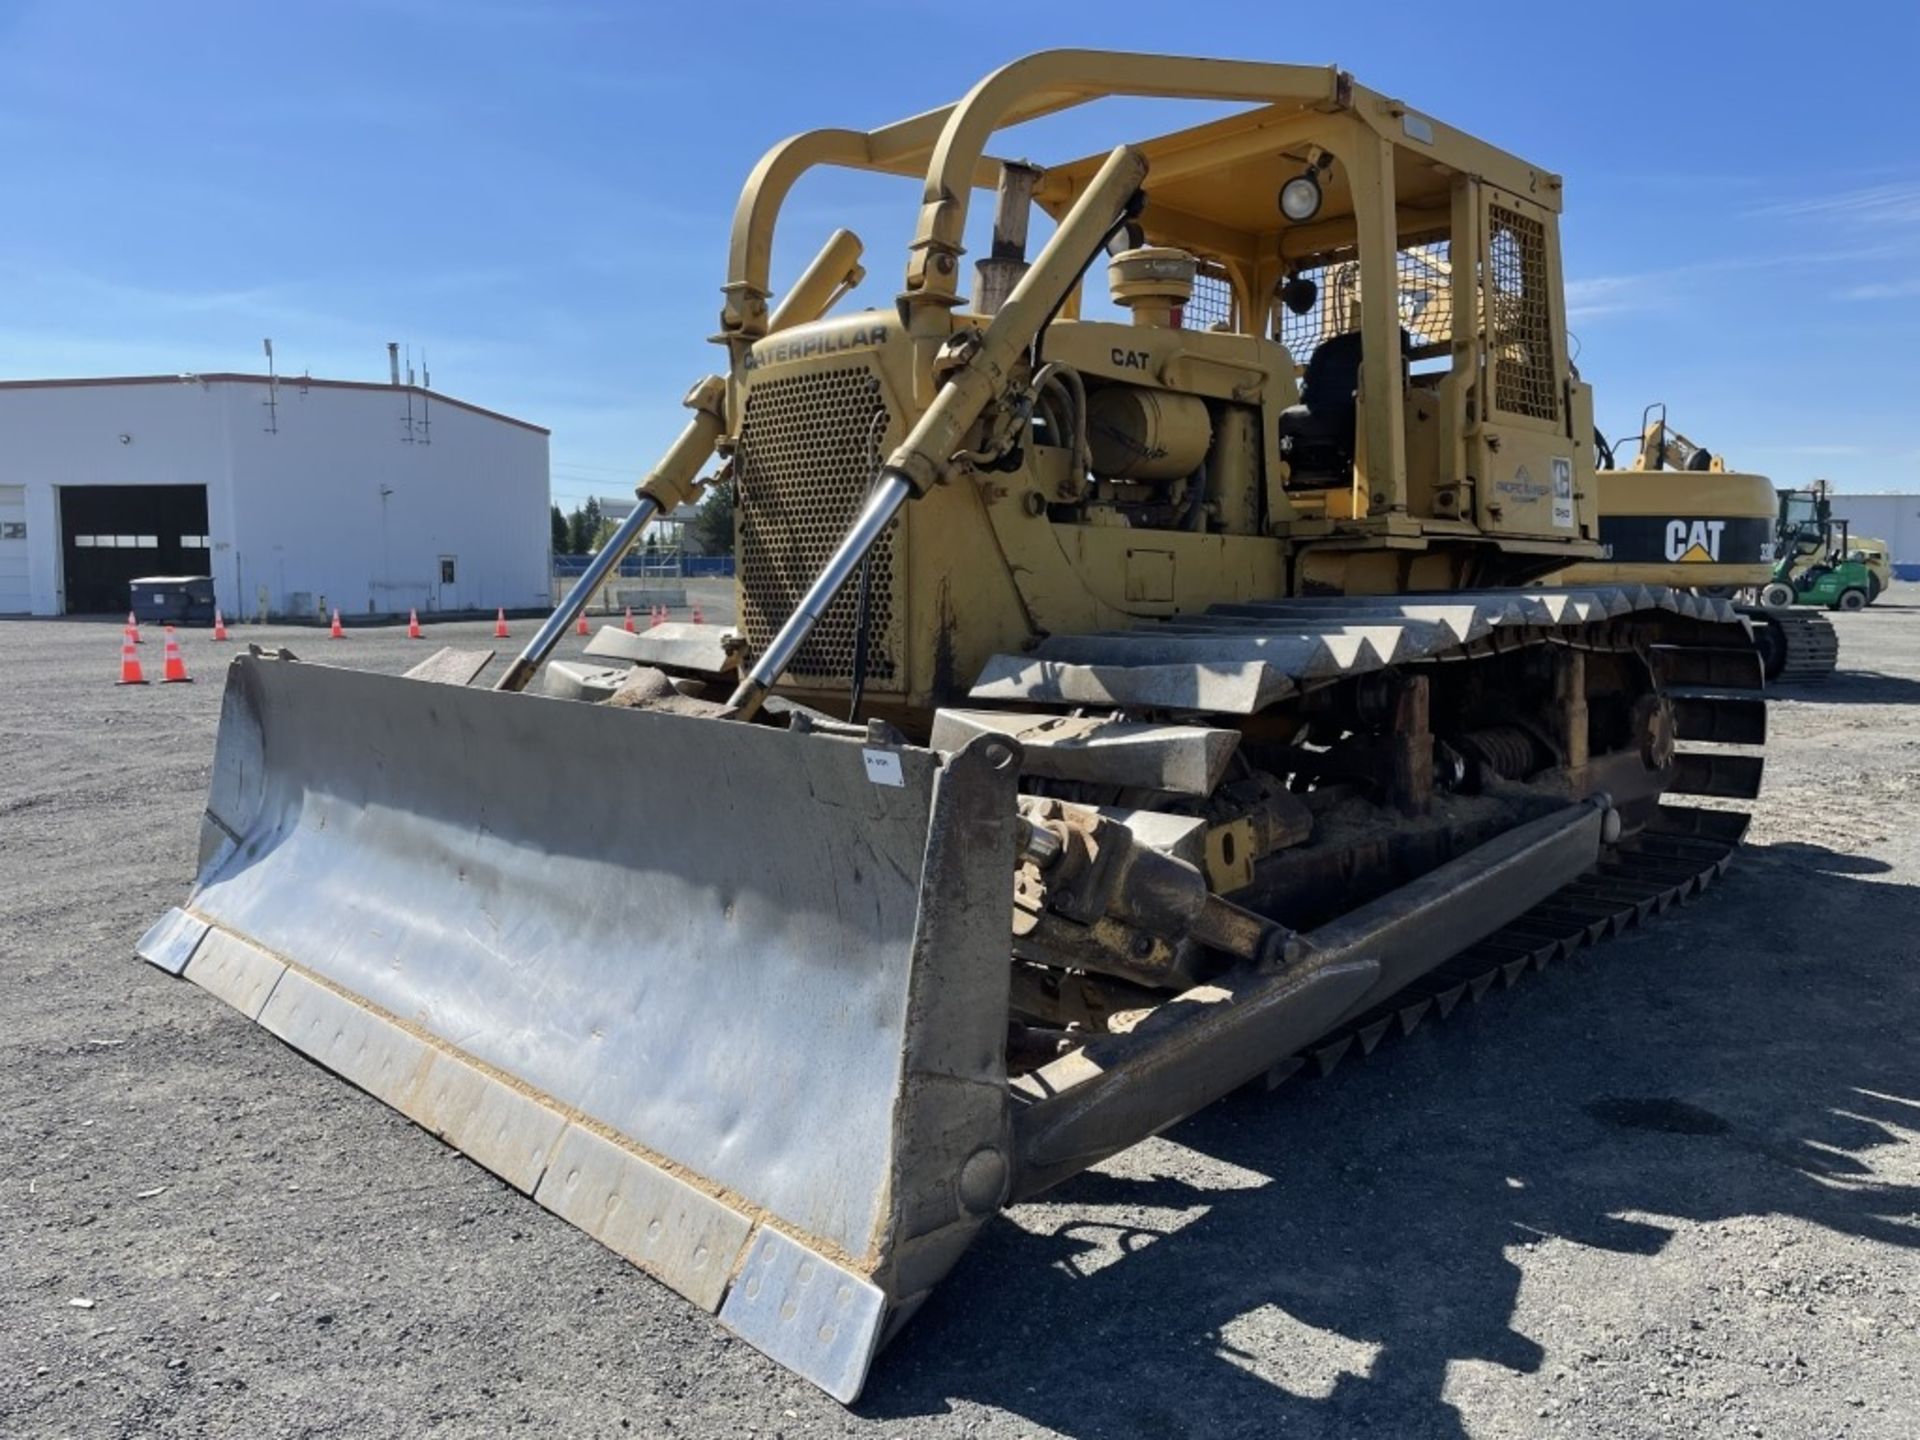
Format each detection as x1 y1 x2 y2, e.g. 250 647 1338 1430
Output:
138 53 1767 1402
1561 404 1842 683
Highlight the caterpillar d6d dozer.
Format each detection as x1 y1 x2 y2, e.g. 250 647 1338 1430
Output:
139 52 1767 1402
1560 404 1839 681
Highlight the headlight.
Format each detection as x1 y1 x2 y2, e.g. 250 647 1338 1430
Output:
1279 172 1322 223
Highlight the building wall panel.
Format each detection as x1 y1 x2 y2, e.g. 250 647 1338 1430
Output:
0 377 547 617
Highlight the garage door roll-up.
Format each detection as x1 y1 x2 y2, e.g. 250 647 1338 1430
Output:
60 485 209 614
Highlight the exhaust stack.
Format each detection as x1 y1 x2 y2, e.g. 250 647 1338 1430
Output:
972 161 1042 316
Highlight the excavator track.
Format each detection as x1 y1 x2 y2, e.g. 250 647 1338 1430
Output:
1740 603 1839 683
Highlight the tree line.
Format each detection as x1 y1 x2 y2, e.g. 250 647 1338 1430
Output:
549 479 736 557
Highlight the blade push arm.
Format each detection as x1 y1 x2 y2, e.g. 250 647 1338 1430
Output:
496 229 870 694
494 379 725 694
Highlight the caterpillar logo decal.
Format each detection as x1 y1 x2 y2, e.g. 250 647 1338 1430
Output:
1596 515 1774 567
744 323 887 372
1666 518 1726 562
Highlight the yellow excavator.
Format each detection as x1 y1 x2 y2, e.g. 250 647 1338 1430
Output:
1563 404 1841 681
138 53 1764 1402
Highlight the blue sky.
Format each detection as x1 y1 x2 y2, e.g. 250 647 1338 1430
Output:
2 0 1915 502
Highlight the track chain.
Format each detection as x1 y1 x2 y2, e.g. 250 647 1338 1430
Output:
1259 635 1763 1089
1741 604 1839 684
1257 807 1750 1087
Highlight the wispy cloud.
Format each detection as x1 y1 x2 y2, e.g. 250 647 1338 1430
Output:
1564 274 1647 320
1837 278 1920 302
1566 238 1915 322
0 259 339 330
1580 180 1920 311
1748 180 1920 225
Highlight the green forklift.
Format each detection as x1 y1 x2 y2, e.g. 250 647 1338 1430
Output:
1761 487 1884 612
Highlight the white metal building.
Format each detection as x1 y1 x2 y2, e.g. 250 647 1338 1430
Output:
0 373 549 617
1828 493 1920 578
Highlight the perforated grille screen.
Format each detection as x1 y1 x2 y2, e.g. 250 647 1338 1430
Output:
1184 262 1236 331
736 367 900 687
1488 205 1558 420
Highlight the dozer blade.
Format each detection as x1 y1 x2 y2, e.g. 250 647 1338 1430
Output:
139 657 1619 1399
138 652 1020 1402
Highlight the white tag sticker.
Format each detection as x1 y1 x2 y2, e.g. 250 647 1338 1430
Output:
862 748 905 787
1551 457 1575 529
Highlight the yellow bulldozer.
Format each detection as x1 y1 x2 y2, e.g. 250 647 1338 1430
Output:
138 53 1766 1402
1562 404 1841 680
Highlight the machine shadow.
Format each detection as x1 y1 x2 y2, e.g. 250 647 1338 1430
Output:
862 841 1920 1438
1772 669 1920 705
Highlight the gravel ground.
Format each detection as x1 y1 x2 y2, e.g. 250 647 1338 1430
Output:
3 587 1917 1439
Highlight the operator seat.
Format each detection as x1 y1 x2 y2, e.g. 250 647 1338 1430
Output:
1278 327 1409 488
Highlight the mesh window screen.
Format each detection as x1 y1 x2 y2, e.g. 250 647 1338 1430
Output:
1487 205 1558 420
1395 235 1453 353
1276 250 1359 366
1183 262 1236 331
1278 237 1453 366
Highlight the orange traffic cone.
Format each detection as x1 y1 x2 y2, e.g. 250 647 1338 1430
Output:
329 608 345 639
161 625 192 683
576 611 590 637
623 606 636 633
117 632 147 685
211 608 229 641
127 610 143 644
407 608 423 640
692 602 704 625
650 605 663 629
494 608 510 639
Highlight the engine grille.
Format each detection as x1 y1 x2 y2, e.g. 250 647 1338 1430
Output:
735 365 900 688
